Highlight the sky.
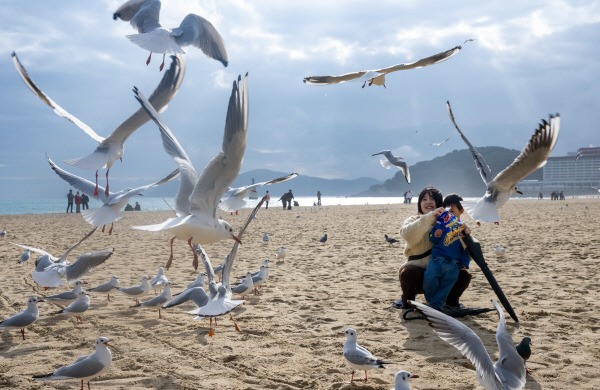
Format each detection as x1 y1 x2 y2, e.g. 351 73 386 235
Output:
1 0 599 199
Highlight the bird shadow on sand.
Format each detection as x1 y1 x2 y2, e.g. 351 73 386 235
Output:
0 332 20 354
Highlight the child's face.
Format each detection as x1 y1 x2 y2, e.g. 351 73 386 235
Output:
447 204 463 218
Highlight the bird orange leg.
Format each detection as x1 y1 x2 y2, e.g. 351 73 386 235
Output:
158 308 163 319
87 381 91 390
159 53 165 71
94 170 99 197
165 237 176 269
80 379 84 390
44 287 48 291
102 225 106 233
108 223 113 235
20 328 25 340
188 238 198 270
104 168 110 197
208 318 215 336
361 81 366 88
230 314 240 332
146 52 152 65
107 293 111 302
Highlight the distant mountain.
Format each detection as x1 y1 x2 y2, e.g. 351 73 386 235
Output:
357 146 543 197
231 169 382 197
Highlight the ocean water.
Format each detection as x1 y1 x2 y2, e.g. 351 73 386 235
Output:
0 196 414 216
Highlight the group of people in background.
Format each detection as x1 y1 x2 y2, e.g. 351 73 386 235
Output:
66 189 89 213
124 202 141 211
403 190 413 204
550 190 565 200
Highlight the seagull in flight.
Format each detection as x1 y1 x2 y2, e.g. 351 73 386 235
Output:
431 138 450 147
410 300 526 390
12 51 185 197
372 150 410 184
132 74 248 270
303 40 473 88
48 157 179 234
113 0 228 70
218 172 298 212
446 101 559 224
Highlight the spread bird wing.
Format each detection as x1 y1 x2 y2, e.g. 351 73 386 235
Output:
172 14 228 66
114 0 161 33
491 115 560 193
446 101 493 185
11 52 104 143
59 248 114 283
133 87 198 216
48 157 108 203
493 301 526 389
108 168 180 205
163 287 209 309
410 300 504 389
190 74 248 218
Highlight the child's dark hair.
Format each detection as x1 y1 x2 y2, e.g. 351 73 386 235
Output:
417 186 443 214
443 193 464 211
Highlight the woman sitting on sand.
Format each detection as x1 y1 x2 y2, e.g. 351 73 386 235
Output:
393 186 471 310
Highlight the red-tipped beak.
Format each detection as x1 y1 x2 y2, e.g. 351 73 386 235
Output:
338 332 345 335
232 235 242 244
250 189 256 192
410 374 419 379
37 299 45 303
105 339 113 347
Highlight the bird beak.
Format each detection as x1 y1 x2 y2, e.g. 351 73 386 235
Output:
80 281 89 284
232 234 242 244
105 339 113 347
37 299 45 303
516 190 523 195
410 374 419 379
338 332 345 335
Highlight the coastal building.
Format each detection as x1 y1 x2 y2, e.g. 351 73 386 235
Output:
517 147 600 195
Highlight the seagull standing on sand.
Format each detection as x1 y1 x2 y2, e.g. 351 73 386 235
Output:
150 266 169 293
12 52 185 197
118 276 150 304
392 370 419 390
276 246 286 260
231 271 254 299
262 232 269 242
0 297 44 340
303 41 472 88
113 0 228 71
33 337 113 390
136 281 172 319
132 74 248 270
45 280 86 307
410 300 526 390
340 328 392 383
18 249 30 264
89 275 120 302
494 244 505 259
48 157 179 235
53 291 90 325
185 272 206 290
0 229 6 237
447 101 560 224
372 150 411 184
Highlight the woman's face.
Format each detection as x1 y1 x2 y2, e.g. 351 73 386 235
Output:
420 192 437 213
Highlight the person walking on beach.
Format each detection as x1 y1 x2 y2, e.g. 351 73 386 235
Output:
406 190 413 205
75 191 82 213
317 190 322 206
279 189 294 210
81 193 89 210
265 191 271 209
66 190 74 213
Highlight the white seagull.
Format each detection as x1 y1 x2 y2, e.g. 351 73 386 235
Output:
0 297 44 340
52 290 90 325
303 40 473 88
113 0 228 70
218 172 298 212
48 157 179 234
494 244 505 259
18 249 30 264
262 232 269 242
372 150 410 184
12 52 185 197
150 266 169 292
118 275 150 305
89 275 120 302
0 229 6 237
45 280 86 307
131 74 248 270
276 246 286 260
33 337 113 390
185 272 206 290
136 281 172 319
250 264 269 295
431 137 450 147
392 370 419 390
341 328 392 383
410 300 526 390
447 101 560 224
231 271 254 299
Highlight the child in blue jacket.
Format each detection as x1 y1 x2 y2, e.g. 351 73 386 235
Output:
423 194 471 310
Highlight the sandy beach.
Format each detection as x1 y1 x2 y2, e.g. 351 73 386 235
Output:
0 198 599 389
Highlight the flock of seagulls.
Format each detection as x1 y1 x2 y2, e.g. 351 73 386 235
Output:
3 0 551 388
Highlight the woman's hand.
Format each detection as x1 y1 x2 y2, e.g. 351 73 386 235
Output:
432 207 445 219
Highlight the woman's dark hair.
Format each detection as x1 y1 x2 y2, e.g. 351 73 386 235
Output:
417 186 443 214
443 193 464 211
